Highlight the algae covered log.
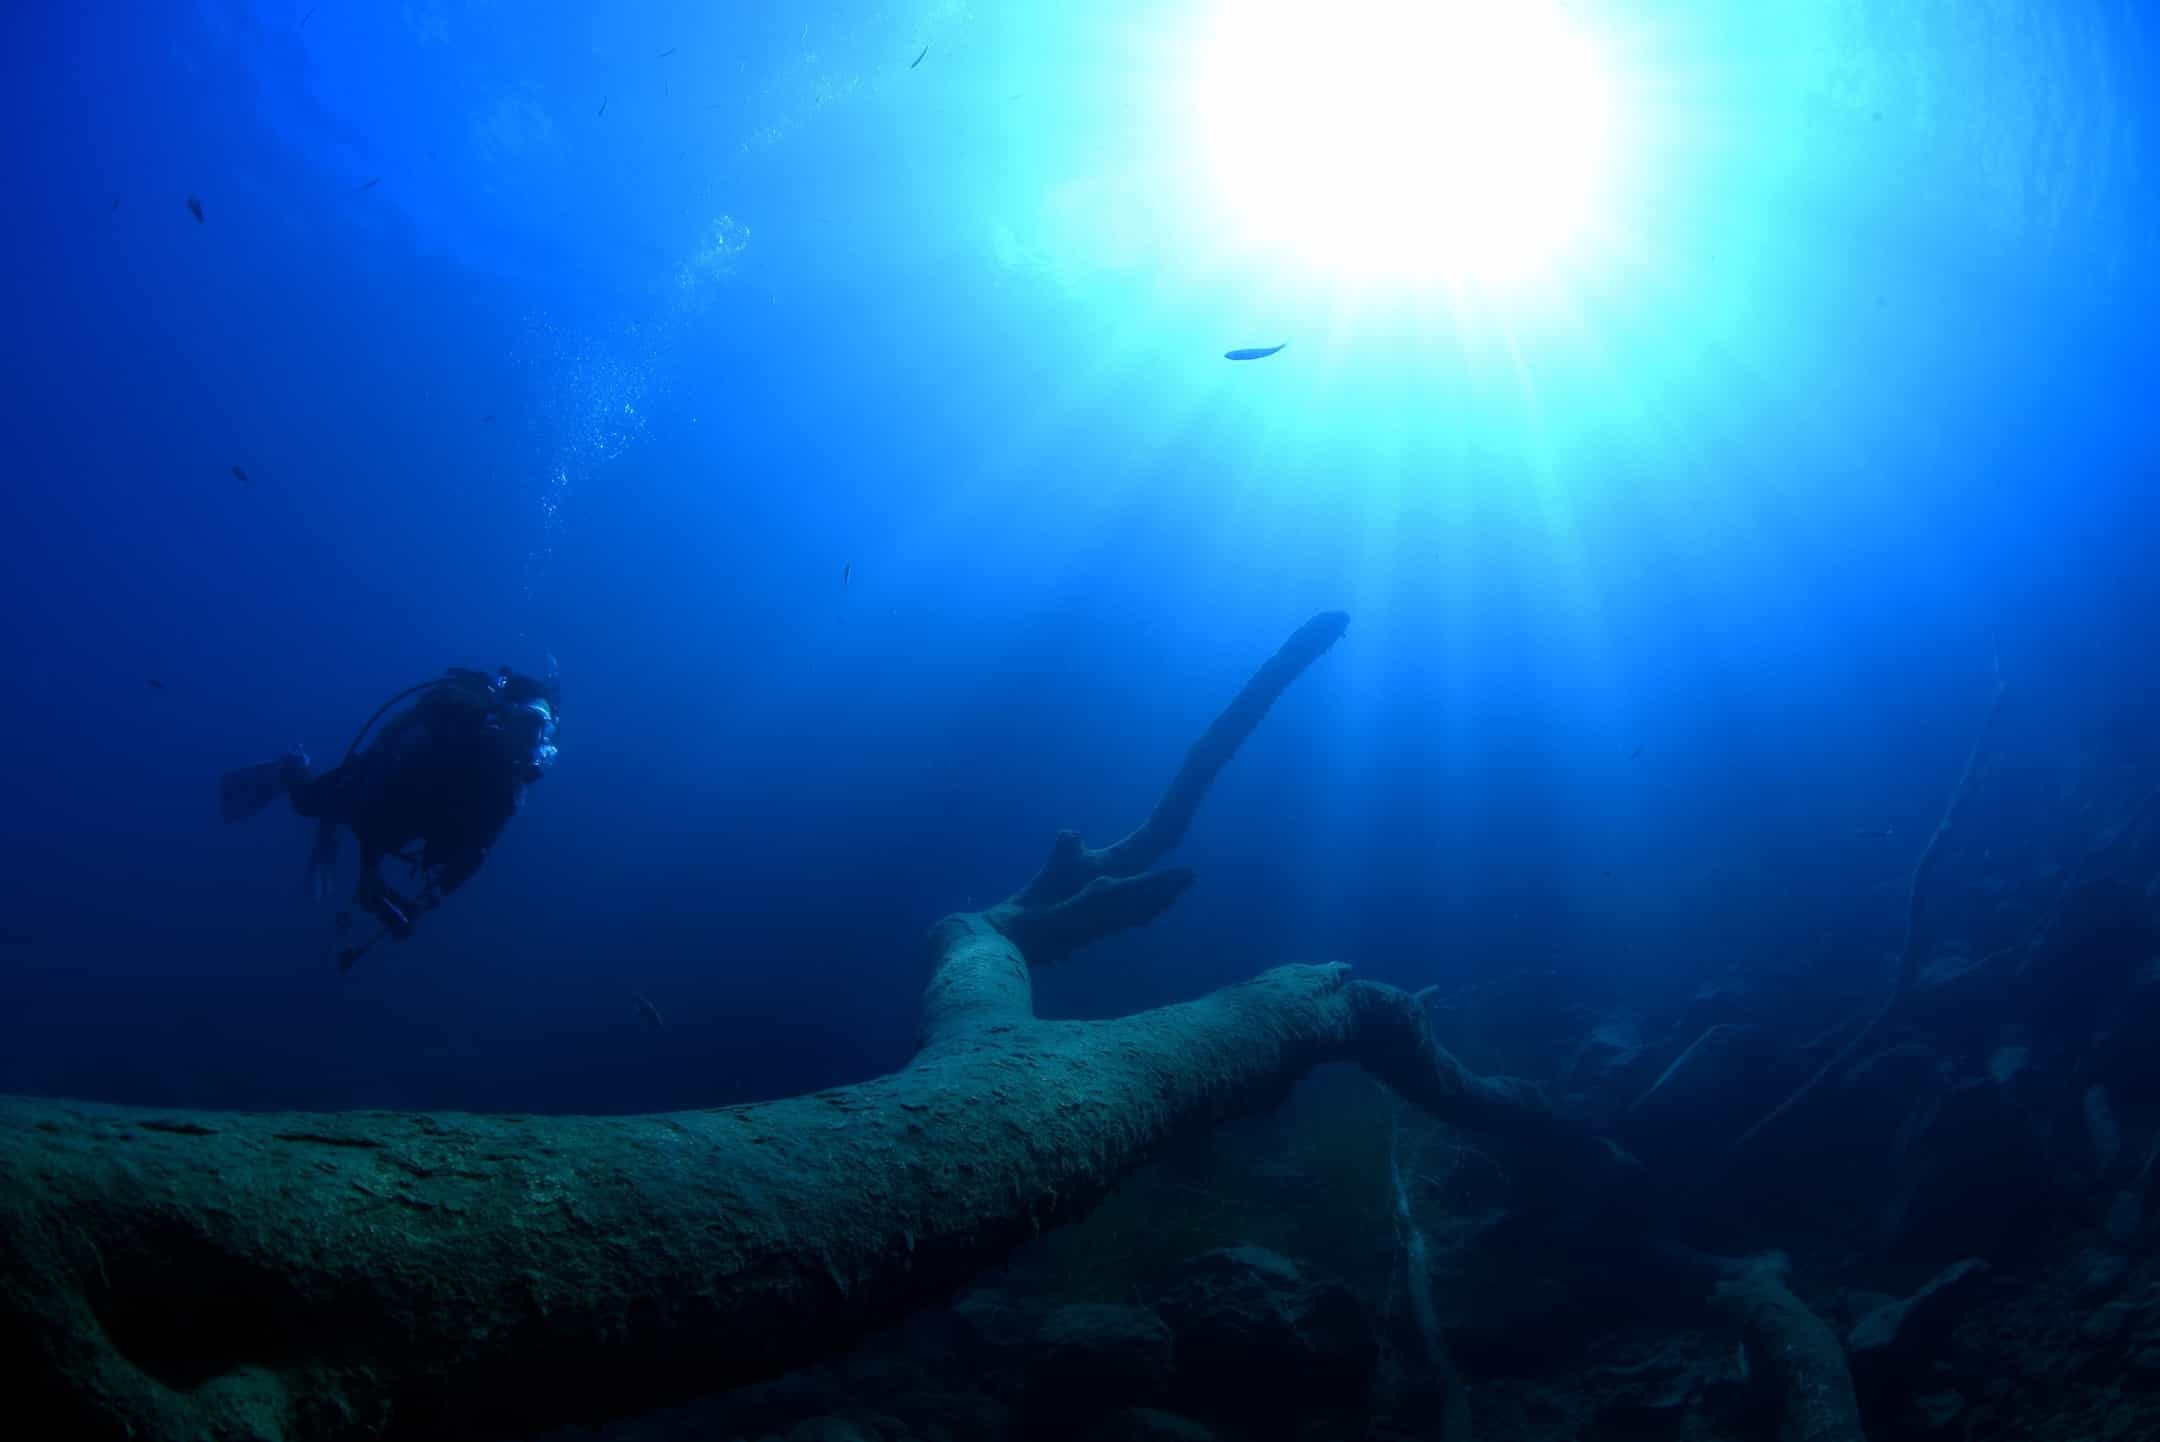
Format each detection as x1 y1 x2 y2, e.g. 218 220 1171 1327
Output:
1 612 1621 1442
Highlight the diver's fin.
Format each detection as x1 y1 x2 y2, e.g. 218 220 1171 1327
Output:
219 756 302 822
306 818 340 900
336 923 391 972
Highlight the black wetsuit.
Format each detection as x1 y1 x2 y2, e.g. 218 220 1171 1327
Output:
290 676 527 934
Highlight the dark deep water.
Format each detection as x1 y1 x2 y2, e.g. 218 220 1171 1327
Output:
3 3 2159 1440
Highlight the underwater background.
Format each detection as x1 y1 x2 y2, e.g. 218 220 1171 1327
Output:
3 2 2159 1440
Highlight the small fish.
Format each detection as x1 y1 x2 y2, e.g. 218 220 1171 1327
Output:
1855 828 1896 839
358 176 382 192
597 95 608 118
633 990 665 1028
1627 743 1643 761
147 678 164 690
186 195 204 223
111 197 120 211
482 414 495 423
656 47 675 59
230 464 252 485
300 6 316 28
910 45 928 69
334 910 352 934
842 562 851 588
1223 342 1286 361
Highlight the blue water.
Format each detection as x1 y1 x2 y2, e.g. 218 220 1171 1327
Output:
0 0 2153 1129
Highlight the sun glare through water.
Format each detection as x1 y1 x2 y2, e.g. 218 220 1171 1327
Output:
1186 0 1630 301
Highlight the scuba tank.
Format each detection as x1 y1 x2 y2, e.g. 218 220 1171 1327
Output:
346 666 560 778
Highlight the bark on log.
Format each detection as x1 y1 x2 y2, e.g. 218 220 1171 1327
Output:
2 612 1624 1442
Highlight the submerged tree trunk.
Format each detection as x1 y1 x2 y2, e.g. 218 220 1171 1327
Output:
1 613 1624 1442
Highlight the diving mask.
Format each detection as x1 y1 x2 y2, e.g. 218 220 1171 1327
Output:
501 698 559 781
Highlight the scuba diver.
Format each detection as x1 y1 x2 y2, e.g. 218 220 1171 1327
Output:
219 665 560 969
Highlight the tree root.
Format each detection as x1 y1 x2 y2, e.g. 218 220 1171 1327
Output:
1726 652 2006 1162
3 612 1624 1442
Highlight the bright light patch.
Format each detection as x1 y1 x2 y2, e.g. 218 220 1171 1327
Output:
1189 0 1624 292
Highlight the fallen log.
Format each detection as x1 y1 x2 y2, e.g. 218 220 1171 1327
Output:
2 612 1623 1442
1709 1254 1867 1442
